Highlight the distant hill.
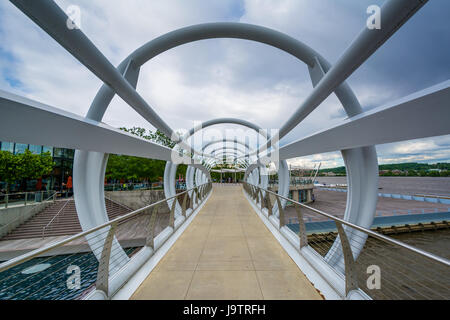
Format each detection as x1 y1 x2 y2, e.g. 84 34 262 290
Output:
318 162 450 177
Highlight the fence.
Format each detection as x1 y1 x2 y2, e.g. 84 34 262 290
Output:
0 190 57 209
243 182 450 300
0 182 212 300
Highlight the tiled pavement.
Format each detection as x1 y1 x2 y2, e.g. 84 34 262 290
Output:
131 184 323 300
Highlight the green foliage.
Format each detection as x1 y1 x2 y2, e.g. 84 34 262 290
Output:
318 162 450 177
149 130 176 148
119 127 175 148
318 166 346 176
378 162 450 171
0 150 54 192
106 155 166 181
106 127 182 182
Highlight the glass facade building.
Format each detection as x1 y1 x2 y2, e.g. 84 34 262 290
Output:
0 141 74 192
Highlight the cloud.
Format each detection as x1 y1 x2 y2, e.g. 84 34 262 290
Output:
0 0 448 166
287 151 343 169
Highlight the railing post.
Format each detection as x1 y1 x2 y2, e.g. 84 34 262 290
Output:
259 189 264 210
145 204 160 249
181 192 188 217
276 196 285 228
96 222 118 296
266 192 273 216
24 192 28 206
169 198 176 229
335 222 359 295
5 194 8 208
199 185 204 201
195 187 200 205
189 191 194 210
293 203 308 248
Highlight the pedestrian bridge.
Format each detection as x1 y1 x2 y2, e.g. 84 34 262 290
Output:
131 185 322 300
0 0 449 300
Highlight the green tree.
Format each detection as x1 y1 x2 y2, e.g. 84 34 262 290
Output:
0 150 54 192
149 129 176 148
428 170 441 177
119 126 149 139
106 127 185 183
406 170 418 176
0 151 16 192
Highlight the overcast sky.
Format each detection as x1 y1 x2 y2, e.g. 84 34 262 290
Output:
0 0 449 168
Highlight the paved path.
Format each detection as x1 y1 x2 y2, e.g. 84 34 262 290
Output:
131 184 323 300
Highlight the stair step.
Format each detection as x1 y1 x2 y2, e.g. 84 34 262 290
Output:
1 198 131 240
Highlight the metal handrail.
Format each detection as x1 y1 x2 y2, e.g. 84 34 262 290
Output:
0 182 211 274
243 182 450 267
0 190 57 197
104 195 134 212
42 198 71 238
0 191 58 237
0 190 57 208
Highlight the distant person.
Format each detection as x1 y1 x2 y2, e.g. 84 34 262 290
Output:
67 176 73 196
36 178 42 192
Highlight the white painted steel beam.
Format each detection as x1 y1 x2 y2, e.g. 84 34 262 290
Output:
280 81 450 160
0 90 180 161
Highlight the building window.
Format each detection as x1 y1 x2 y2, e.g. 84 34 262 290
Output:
66 149 74 159
1 141 14 153
53 148 63 158
14 143 28 154
29 144 42 154
42 146 53 156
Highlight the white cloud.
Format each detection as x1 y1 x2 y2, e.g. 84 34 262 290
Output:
393 141 439 155
0 0 448 166
287 151 343 169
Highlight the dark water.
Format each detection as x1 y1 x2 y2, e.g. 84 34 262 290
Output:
0 247 138 300
316 176 450 196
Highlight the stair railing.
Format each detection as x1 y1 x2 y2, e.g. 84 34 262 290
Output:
42 199 71 238
0 182 212 300
0 191 58 238
104 195 134 212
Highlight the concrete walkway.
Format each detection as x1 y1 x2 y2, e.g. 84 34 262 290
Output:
131 184 323 300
